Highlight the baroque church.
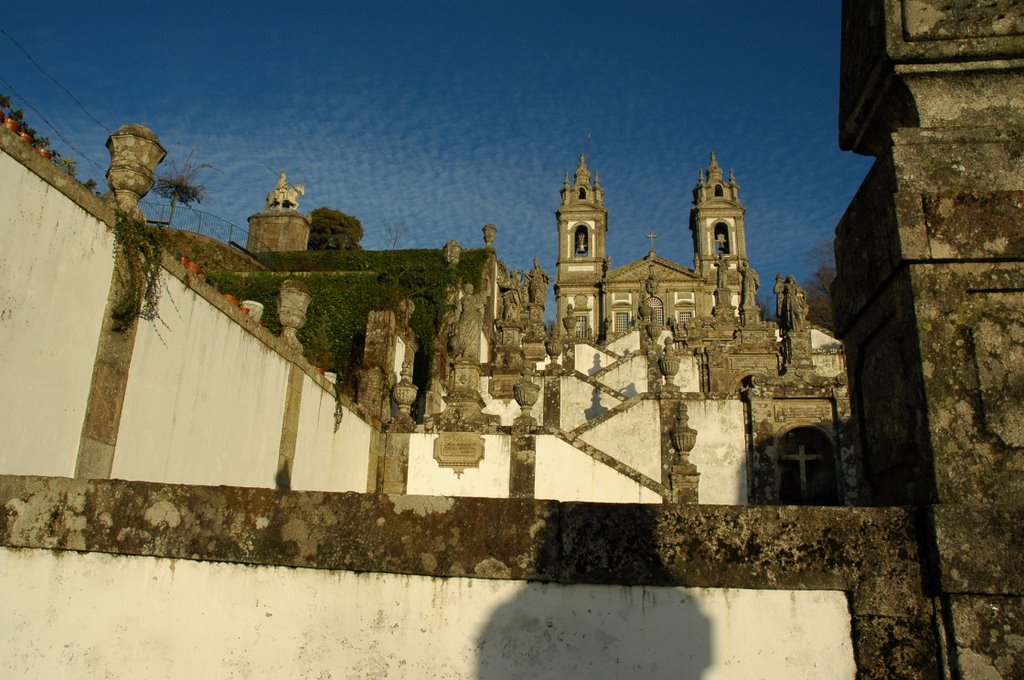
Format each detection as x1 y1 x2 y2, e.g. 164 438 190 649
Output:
548 153 853 505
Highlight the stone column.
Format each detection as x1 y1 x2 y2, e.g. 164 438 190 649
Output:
834 2 1024 676
509 433 536 499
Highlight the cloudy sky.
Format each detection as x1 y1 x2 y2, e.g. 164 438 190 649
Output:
2 1 872 284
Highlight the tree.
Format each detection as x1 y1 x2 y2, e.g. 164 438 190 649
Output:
153 149 211 228
801 239 836 331
308 207 363 250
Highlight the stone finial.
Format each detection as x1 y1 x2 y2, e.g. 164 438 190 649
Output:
265 171 305 212
574 154 591 186
482 224 497 249
106 124 166 220
390 360 418 431
277 279 312 351
670 402 697 455
443 240 462 264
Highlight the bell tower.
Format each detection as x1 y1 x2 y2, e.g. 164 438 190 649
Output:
554 154 609 339
689 152 749 281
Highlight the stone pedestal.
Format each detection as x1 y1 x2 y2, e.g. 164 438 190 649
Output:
834 2 1024 676
247 212 311 253
438 361 499 431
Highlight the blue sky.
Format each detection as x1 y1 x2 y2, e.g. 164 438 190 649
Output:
2 1 871 284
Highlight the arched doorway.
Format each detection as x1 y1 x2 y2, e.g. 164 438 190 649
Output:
775 426 839 505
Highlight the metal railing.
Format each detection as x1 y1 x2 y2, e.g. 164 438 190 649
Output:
140 201 271 255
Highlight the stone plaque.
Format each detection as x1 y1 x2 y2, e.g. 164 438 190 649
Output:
433 433 485 477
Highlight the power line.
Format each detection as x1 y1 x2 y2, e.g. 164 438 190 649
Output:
0 73 106 173
0 24 111 134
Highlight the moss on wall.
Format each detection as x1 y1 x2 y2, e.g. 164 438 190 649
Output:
208 248 489 397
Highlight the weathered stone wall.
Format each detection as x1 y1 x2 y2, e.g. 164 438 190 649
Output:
0 130 376 494
834 2 1024 675
0 475 934 677
0 132 115 477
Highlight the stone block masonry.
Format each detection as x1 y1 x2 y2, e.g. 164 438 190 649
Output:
0 474 930 677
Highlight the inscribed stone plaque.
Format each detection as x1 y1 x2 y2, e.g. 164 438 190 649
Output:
433 433 485 477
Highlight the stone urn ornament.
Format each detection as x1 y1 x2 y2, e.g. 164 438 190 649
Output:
658 335 680 387
277 279 312 351
513 363 541 428
670 402 697 457
391 360 418 430
105 124 166 221
482 223 497 249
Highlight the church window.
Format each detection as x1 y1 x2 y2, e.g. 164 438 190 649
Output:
714 223 730 254
677 310 693 325
574 225 589 256
614 311 631 333
574 315 590 339
714 184 724 197
579 187 587 199
776 427 839 505
645 297 664 325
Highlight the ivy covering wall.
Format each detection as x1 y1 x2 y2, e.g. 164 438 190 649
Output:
208 248 489 397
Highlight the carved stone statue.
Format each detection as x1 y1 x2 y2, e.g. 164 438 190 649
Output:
774 274 785 319
779 275 809 334
498 268 525 323
716 254 729 291
449 283 486 361
527 258 550 306
740 264 760 308
265 171 305 212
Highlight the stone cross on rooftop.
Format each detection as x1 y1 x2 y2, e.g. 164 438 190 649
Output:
646 231 657 255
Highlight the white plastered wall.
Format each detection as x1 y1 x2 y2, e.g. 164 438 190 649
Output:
560 375 623 431
534 435 662 503
688 398 748 504
0 548 856 680
291 375 373 493
574 343 618 375
0 152 114 477
406 433 511 498
112 272 288 488
605 329 640 355
577 398 662 481
594 353 647 396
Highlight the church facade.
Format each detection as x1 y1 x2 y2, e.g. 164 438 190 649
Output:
549 153 854 505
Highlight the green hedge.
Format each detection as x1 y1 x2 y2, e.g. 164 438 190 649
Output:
208 248 490 399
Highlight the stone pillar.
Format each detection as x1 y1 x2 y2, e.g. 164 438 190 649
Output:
379 433 410 494
247 212 311 253
835 2 1024 676
542 373 561 429
660 398 698 504
75 125 165 479
509 433 536 498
